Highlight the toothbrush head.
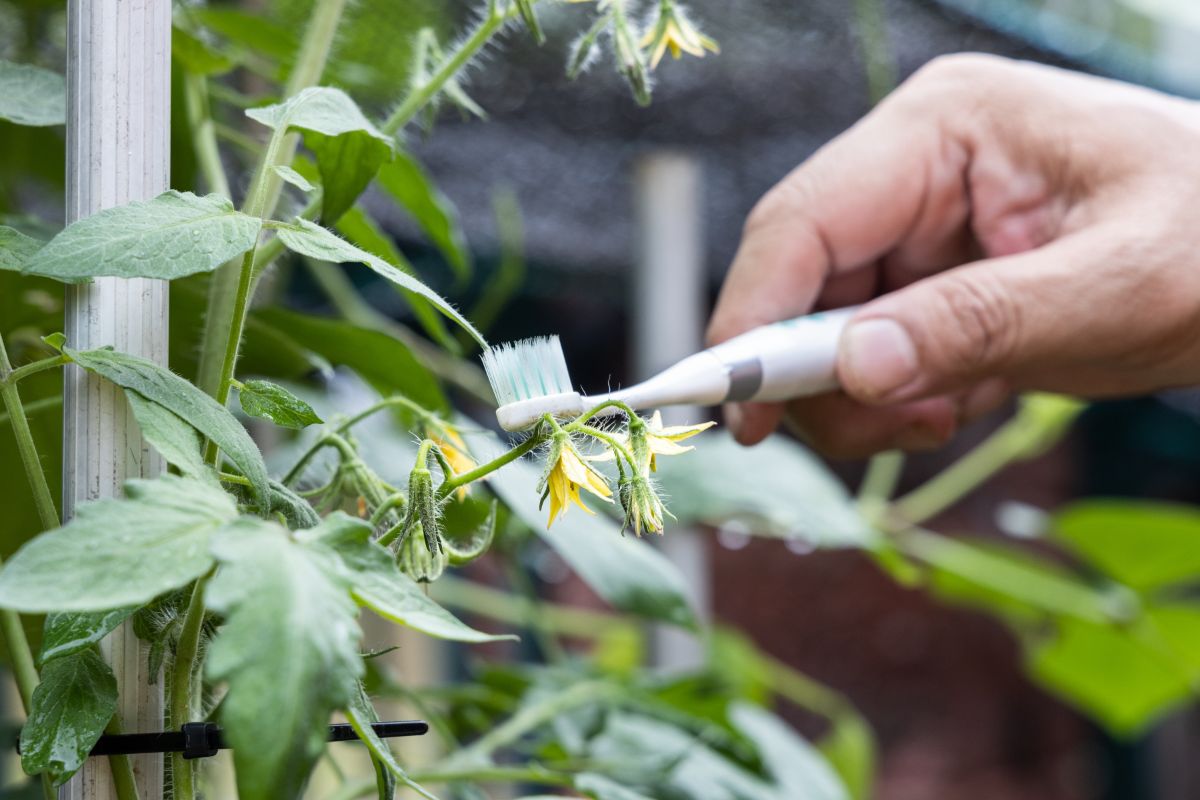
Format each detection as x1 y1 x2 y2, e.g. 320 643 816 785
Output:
481 336 586 431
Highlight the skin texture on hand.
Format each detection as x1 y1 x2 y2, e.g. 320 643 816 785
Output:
708 54 1200 458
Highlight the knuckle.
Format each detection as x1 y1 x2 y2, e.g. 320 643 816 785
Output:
894 54 1011 119
743 176 807 239
910 52 1007 89
931 273 1020 377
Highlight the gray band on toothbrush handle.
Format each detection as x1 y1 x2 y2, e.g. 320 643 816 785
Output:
725 358 764 402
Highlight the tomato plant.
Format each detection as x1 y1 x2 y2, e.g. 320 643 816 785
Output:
2 2 1200 799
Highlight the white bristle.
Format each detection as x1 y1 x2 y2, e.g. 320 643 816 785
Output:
481 336 574 406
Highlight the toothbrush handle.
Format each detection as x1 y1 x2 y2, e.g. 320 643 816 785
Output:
707 306 858 402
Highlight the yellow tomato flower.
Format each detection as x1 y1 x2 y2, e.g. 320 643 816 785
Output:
640 1 719 69
540 434 613 528
639 410 716 471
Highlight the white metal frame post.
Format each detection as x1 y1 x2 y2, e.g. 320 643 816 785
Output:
63 0 170 797
633 153 711 669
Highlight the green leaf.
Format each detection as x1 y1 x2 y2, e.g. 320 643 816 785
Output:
22 191 261 282
247 87 393 224
299 513 513 643
171 27 235 75
1028 611 1200 737
275 218 485 347
344 686 436 800
19 649 117 785
274 165 315 193
310 130 393 225
819 713 876 800
574 774 656 800
65 346 269 505
465 429 698 629
236 378 323 430
1053 500 1200 593
588 713 781 800
0 60 65 126
39 608 136 665
192 8 298 65
655 432 875 548
377 152 472 285
515 0 546 43
729 703 847 800
0 226 43 272
255 307 447 412
0 475 237 612
126 393 219 486
206 521 363 800
268 480 321 530
345 684 395 800
335 206 456 350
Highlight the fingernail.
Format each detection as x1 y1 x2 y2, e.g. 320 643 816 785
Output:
841 318 920 401
723 403 743 435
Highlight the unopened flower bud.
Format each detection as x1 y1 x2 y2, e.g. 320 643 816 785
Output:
395 467 443 557
397 520 447 583
618 472 668 537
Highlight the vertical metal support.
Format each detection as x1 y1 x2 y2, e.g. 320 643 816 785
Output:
63 0 170 797
633 153 710 669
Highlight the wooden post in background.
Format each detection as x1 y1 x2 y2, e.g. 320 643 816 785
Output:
633 152 710 670
62 0 170 796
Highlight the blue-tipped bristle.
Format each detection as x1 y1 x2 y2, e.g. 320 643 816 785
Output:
481 336 574 406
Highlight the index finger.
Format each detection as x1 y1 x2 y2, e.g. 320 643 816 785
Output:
707 61 971 347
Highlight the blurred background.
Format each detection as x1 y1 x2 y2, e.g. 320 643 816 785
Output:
5 1 1200 799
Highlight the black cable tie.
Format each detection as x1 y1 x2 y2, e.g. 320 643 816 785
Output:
15 720 428 760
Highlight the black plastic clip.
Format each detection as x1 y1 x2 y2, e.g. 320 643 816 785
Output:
72 720 428 760
181 722 218 760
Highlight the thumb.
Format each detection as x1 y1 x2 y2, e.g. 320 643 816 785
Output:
836 243 1082 405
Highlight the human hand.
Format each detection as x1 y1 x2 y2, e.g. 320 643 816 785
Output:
708 54 1200 457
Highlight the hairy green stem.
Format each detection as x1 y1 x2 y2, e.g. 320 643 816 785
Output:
893 421 1031 525
0 338 59 531
760 651 854 720
857 450 904 528
572 398 640 425
0 586 38 716
183 71 231 198
283 432 359 487
369 493 407 527
335 395 432 434
2 354 68 386
168 575 210 800
103 716 141 800
195 0 349 399
858 451 904 503
573 424 636 470
381 4 506 137
436 434 542 499
0 338 57 800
